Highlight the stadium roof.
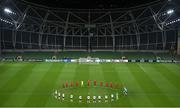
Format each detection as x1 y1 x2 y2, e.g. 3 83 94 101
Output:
23 0 161 9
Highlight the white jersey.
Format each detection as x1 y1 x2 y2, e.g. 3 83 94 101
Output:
124 87 128 92
123 87 128 96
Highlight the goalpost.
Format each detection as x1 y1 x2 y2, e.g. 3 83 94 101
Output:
78 56 100 64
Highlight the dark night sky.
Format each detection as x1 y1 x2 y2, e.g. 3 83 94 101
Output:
23 0 161 9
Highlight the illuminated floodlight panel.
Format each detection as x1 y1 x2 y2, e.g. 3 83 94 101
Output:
167 9 174 14
4 8 16 15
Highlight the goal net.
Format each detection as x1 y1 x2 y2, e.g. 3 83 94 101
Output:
78 56 100 64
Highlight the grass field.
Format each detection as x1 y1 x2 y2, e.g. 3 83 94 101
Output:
0 62 180 107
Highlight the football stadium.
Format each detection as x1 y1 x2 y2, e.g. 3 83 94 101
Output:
0 0 180 107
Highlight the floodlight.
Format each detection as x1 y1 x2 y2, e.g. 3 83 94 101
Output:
165 17 180 26
0 17 13 25
167 9 174 14
4 8 13 14
4 8 16 15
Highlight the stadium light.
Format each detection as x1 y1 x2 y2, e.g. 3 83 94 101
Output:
167 9 174 14
4 8 16 15
165 18 180 26
0 17 13 25
4 8 12 13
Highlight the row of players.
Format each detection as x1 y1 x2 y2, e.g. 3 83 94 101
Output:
54 92 119 101
54 87 128 101
63 80 118 88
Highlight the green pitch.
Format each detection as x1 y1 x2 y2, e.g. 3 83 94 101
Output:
0 62 180 107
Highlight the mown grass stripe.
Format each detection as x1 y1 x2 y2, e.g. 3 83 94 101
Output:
0 63 10 75
45 63 77 107
2 62 54 106
0 62 24 75
128 63 174 107
153 63 180 91
0 63 36 106
74 63 90 107
88 63 111 107
138 63 180 106
162 63 180 79
74 64 90 81
103 63 120 107
0 63 27 88
114 63 153 107
102 63 129 107
24 63 64 107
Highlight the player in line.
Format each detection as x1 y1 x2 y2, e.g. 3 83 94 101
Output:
123 86 128 96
